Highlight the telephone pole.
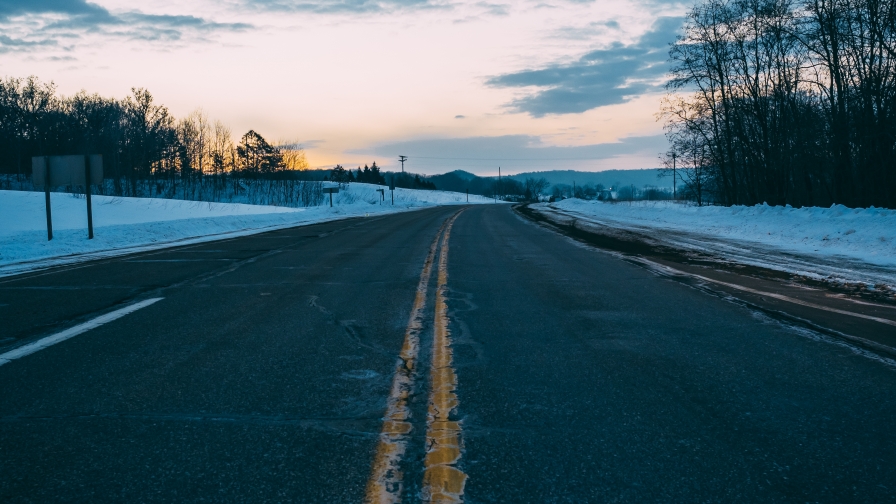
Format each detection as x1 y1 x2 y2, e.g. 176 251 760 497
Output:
672 152 677 200
398 155 408 173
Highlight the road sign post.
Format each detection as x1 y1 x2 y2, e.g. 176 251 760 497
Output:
376 188 384 203
44 158 52 241
323 186 339 207
32 154 103 241
389 179 395 205
85 156 94 239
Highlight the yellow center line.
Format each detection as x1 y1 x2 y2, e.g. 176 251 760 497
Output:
365 216 452 504
423 211 468 503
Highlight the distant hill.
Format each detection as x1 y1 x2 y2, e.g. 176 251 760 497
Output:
425 168 671 196
314 167 671 195
447 170 478 181
427 170 499 195
508 169 669 190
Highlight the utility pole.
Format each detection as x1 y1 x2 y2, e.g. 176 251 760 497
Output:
672 152 677 200
398 155 408 173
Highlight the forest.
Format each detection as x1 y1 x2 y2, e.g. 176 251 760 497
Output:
663 0 896 208
0 77 321 198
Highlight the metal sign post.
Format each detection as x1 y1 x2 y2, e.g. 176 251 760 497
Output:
389 178 395 205
44 157 52 241
85 156 94 239
32 154 103 241
323 186 339 207
376 188 384 204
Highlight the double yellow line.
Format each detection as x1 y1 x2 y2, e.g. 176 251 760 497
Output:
365 210 467 504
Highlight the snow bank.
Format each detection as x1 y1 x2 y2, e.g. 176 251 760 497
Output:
539 199 896 285
0 184 493 276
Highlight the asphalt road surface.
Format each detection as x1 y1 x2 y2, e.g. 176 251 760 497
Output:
1 205 894 503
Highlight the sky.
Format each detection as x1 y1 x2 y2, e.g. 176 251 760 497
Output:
0 0 688 175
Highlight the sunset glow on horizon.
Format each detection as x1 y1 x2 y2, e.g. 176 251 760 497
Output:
1 0 688 175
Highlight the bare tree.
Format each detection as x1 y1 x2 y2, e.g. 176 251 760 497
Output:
663 0 896 208
524 177 550 202
276 139 310 171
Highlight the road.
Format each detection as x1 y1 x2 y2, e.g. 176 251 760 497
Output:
1 205 894 503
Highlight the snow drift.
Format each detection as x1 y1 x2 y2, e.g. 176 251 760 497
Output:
0 184 493 276
537 199 896 287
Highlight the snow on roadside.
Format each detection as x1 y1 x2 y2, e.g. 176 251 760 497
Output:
0 184 493 277
538 199 896 287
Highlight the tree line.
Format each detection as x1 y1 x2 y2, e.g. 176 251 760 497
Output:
0 76 309 199
662 0 896 208
329 163 439 190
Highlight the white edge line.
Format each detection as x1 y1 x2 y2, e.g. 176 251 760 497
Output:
0 297 163 366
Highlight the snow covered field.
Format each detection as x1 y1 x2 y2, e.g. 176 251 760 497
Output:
537 199 896 288
0 184 494 277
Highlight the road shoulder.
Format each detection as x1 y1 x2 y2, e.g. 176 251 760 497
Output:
515 203 896 356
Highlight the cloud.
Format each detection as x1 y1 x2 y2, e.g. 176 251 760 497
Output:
0 34 56 47
0 34 58 53
475 2 510 16
0 0 251 51
278 139 326 149
242 0 450 14
43 10 251 34
0 0 110 20
350 134 667 172
549 19 621 41
487 16 684 116
455 114 466 119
